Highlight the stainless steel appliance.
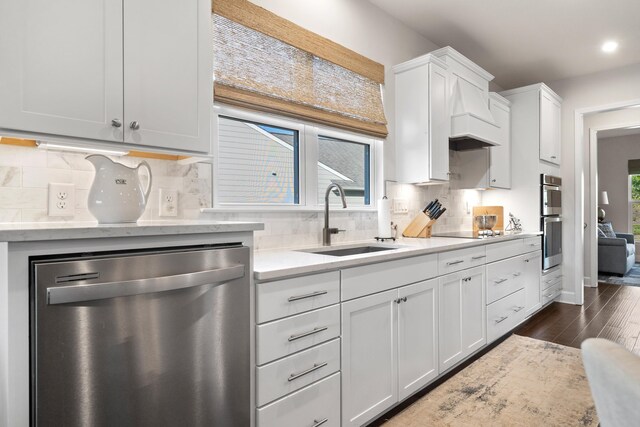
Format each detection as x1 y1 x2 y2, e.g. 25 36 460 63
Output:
541 174 563 270
541 174 562 216
30 244 250 427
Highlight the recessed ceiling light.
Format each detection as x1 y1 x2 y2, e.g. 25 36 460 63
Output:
601 40 618 53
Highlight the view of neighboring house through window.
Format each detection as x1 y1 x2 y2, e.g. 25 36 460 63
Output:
318 136 370 206
631 174 640 238
217 116 299 205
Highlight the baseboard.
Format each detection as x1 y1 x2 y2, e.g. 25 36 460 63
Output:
557 290 577 305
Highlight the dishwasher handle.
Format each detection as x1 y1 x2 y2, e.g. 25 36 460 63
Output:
47 264 245 305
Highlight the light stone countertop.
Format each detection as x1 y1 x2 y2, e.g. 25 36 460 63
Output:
0 220 264 242
254 231 542 281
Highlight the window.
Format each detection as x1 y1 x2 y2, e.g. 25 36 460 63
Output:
213 107 379 210
631 175 640 238
318 136 370 206
217 116 299 205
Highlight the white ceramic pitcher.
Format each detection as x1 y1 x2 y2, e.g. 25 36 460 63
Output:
86 155 152 224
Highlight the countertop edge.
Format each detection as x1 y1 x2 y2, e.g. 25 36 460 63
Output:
0 221 265 242
254 233 542 282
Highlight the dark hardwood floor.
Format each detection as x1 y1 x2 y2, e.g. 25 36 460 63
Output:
515 282 640 354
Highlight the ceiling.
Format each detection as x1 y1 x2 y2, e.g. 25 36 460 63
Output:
599 126 640 139
369 0 640 89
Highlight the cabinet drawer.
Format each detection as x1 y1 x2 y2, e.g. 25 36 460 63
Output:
257 305 341 365
257 338 340 407
542 267 563 290
257 372 341 427
341 254 437 301
542 282 562 305
257 272 340 324
438 246 487 275
486 255 526 304
523 237 542 252
485 239 525 263
487 288 526 343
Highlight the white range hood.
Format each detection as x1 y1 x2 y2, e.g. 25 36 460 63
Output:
449 78 501 150
431 46 501 151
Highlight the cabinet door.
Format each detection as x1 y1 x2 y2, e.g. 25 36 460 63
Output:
398 279 439 401
342 290 397 427
489 98 511 189
540 90 561 165
123 0 211 153
438 272 464 372
523 251 542 317
461 267 487 354
429 63 450 181
0 0 124 141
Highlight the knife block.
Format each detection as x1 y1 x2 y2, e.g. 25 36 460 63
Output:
402 212 437 238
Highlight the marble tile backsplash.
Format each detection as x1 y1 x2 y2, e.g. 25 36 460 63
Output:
0 145 212 223
0 145 479 250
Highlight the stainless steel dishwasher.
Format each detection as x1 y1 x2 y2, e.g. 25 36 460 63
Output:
30 244 250 427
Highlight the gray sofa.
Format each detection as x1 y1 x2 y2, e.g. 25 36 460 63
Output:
598 232 635 276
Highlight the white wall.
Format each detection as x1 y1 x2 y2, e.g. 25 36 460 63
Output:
598 134 640 233
249 0 440 181
546 62 640 301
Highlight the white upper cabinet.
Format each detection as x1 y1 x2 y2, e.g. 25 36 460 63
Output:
0 0 211 153
500 83 562 166
394 55 450 183
0 0 124 142
539 87 562 164
489 93 512 188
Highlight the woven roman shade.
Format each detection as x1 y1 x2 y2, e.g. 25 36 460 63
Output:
629 159 640 175
212 0 388 138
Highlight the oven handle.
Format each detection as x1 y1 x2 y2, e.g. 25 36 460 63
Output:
47 265 246 305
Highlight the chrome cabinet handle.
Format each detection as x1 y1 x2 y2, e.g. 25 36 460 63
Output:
130 121 140 130
495 315 509 324
471 255 486 260
111 118 122 128
491 179 497 182
47 265 245 305
447 260 464 266
288 326 328 342
551 155 557 159
313 418 329 427
462 277 472 282
288 362 328 382
512 306 524 312
512 272 522 277
395 297 408 304
494 278 508 284
288 290 327 302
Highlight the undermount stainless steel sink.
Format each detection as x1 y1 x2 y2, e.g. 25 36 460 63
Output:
300 245 399 257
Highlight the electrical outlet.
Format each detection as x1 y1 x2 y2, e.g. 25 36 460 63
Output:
159 188 178 217
48 183 75 217
393 198 408 214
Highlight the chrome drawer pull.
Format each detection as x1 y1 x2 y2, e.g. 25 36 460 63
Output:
512 306 524 312
288 362 328 382
288 290 328 302
471 255 486 260
462 277 472 282
288 326 328 342
529 243 539 247
494 278 508 284
313 418 329 427
495 315 509 324
446 260 464 266
545 293 556 298
512 272 521 277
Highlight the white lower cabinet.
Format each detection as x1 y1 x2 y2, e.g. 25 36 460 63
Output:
523 252 542 316
341 279 439 426
438 266 486 373
257 373 341 427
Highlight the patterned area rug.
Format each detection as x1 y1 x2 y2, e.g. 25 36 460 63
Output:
598 263 640 286
383 335 598 427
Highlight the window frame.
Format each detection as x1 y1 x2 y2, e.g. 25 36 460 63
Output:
210 105 382 212
629 174 640 237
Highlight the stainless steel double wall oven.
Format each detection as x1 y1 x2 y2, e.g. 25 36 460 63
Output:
541 174 563 270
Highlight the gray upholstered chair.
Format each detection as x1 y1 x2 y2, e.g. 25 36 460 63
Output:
582 338 640 427
598 227 635 276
